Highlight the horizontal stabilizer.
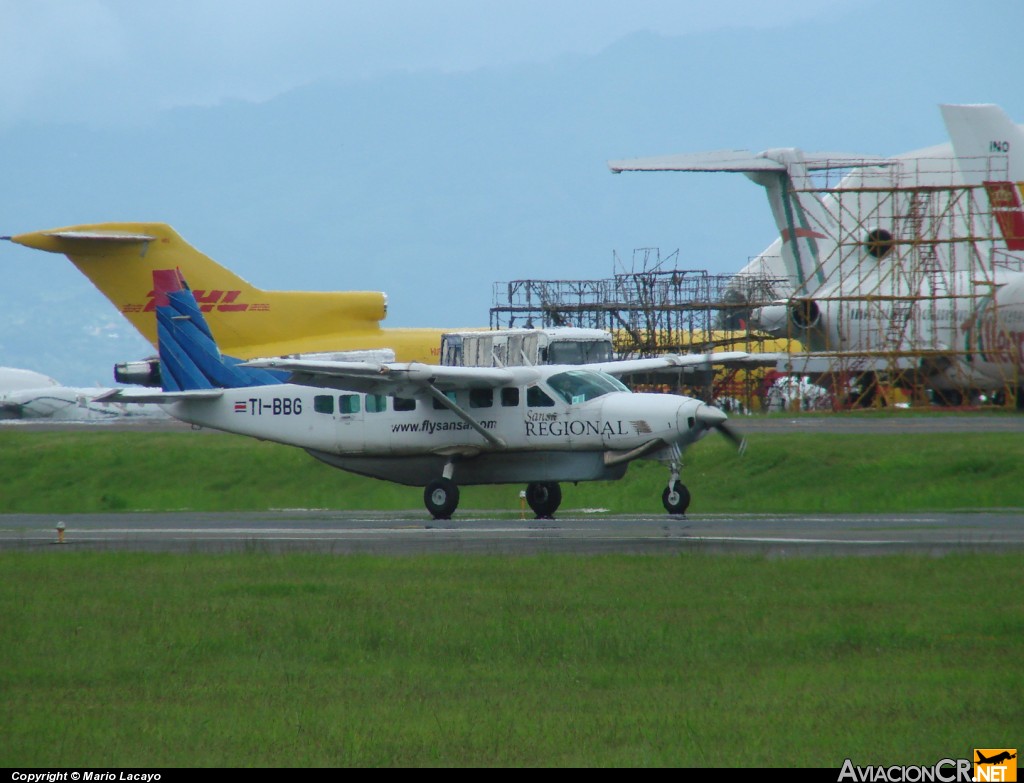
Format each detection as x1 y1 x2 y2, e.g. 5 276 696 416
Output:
609 150 892 174
41 230 156 244
94 388 223 404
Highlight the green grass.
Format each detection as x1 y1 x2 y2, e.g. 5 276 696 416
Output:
2 429 1024 514
2 428 1022 766
1 552 1020 767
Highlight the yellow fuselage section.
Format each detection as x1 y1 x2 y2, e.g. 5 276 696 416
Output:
12 222 458 363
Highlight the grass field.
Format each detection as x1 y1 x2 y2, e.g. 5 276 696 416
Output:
1 552 1020 767
1 425 1022 767
2 427 1024 514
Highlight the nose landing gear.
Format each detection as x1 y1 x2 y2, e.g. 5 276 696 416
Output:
662 479 690 515
662 452 690 515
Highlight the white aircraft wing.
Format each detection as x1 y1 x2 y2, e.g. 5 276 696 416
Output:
94 388 224 404
591 351 751 377
608 150 891 174
241 359 520 395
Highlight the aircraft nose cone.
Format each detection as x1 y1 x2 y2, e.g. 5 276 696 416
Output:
675 400 727 437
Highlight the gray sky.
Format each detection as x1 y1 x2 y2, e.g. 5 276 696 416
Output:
0 0 867 127
4 0 1023 385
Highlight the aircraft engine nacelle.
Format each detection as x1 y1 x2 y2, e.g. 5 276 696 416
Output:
788 298 821 330
751 297 834 350
114 359 162 387
750 298 821 334
749 302 789 335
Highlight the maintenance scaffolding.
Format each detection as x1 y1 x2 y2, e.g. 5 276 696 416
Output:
490 159 1024 411
490 250 791 408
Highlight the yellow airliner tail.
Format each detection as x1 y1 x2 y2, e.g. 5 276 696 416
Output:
10 222 407 359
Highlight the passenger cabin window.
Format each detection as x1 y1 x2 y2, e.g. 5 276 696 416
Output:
314 395 334 414
470 388 493 408
366 394 387 413
339 394 361 414
527 386 555 408
547 370 630 405
393 397 416 412
501 387 519 407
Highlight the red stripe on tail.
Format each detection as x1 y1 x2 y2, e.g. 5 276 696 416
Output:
984 181 1024 251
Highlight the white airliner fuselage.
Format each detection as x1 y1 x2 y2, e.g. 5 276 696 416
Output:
610 103 1024 399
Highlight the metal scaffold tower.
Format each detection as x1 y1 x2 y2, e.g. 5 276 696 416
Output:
778 157 1024 408
491 248 787 356
491 157 1024 410
490 249 791 408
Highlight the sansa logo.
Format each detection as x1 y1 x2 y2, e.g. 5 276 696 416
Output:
975 749 1017 782
121 290 271 314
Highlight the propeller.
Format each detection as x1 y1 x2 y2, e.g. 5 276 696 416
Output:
717 421 748 455
694 405 747 455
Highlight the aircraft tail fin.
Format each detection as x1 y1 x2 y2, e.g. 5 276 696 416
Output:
610 149 892 297
8 222 389 357
152 268 285 392
942 104 1024 251
941 103 1024 182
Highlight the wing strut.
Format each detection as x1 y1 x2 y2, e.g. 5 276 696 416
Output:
424 384 507 449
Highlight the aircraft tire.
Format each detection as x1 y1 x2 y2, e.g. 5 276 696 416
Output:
424 478 459 519
662 481 690 515
525 481 561 519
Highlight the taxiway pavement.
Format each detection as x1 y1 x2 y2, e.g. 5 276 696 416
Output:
2 509 1021 556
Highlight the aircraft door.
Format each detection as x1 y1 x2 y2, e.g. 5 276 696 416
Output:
335 393 365 453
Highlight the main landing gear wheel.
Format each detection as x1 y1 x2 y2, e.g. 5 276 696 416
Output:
424 478 459 520
525 482 562 519
662 480 690 515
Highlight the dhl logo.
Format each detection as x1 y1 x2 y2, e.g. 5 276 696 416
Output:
121 290 271 314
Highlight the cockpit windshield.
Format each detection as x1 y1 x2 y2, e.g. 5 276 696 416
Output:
546 370 630 405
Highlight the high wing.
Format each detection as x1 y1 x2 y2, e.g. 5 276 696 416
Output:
245 352 752 390
591 351 752 376
242 358 519 396
608 150 893 174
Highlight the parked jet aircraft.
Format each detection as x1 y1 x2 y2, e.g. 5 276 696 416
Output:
0 366 166 421
98 270 748 518
699 107 1022 306
609 103 1024 400
942 104 1024 392
4 223 451 371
